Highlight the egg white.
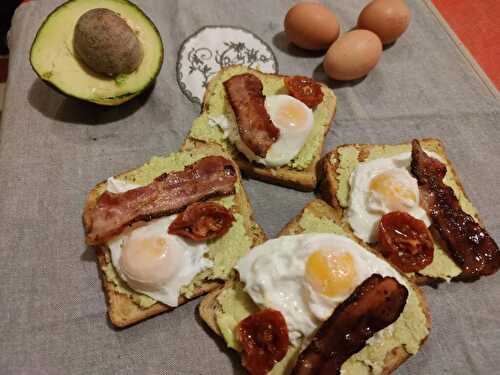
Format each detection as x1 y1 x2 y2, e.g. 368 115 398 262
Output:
106 176 141 193
105 178 213 307
209 94 314 167
347 152 433 243
236 233 407 344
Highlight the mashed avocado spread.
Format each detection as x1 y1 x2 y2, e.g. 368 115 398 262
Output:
102 146 253 307
333 141 479 280
188 66 335 170
214 200 429 375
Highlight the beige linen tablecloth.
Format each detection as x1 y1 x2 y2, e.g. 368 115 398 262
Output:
1 1 499 374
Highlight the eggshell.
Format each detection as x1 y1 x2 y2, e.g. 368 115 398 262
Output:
284 2 340 50
358 0 411 44
323 30 382 81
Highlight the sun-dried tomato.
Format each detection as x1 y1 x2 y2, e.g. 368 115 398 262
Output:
237 309 289 375
378 211 434 273
168 201 234 241
284 76 324 108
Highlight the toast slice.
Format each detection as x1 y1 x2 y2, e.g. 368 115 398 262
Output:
183 65 337 191
199 199 431 375
83 143 266 327
318 138 483 284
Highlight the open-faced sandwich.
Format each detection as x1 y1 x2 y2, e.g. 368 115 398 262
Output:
183 65 337 191
200 199 430 375
319 138 500 284
83 143 266 327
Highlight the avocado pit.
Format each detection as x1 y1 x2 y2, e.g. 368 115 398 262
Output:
73 8 143 77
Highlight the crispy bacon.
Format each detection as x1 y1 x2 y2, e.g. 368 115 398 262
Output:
168 201 235 241
284 76 324 108
410 140 500 277
85 156 237 245
224 73 280 157
292 274 408 375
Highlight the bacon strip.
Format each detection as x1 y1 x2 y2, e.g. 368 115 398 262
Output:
292 274 408 375
410 140 500 277
85 156 237 245
224 73 280 157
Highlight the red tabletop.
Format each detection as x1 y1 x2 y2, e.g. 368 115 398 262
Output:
432 0 500 90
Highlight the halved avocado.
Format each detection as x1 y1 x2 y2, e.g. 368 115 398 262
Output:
30 0 164 106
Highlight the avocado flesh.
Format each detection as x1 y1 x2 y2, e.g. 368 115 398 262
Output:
30 0 163 105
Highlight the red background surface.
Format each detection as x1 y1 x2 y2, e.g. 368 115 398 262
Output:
432 0 500 90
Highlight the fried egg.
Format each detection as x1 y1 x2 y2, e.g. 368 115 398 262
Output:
236 233 405 343
347 153 432 243
210 94 314 167
105 178 213 307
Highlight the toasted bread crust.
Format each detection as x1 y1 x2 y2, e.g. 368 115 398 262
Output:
199 199 431 375
198 282 229 336
317 138 485 285
186 65 337 191
83 144 266 328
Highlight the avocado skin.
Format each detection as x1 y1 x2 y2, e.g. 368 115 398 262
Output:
29 0 164 106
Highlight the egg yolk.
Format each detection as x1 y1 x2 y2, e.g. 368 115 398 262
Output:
369 170 417 211
305 250 357 297
120 234 177 290
275 101 308 130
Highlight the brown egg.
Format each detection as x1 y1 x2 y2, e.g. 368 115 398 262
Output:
323 30 382 81
284 2 340 51
357 0 411 44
